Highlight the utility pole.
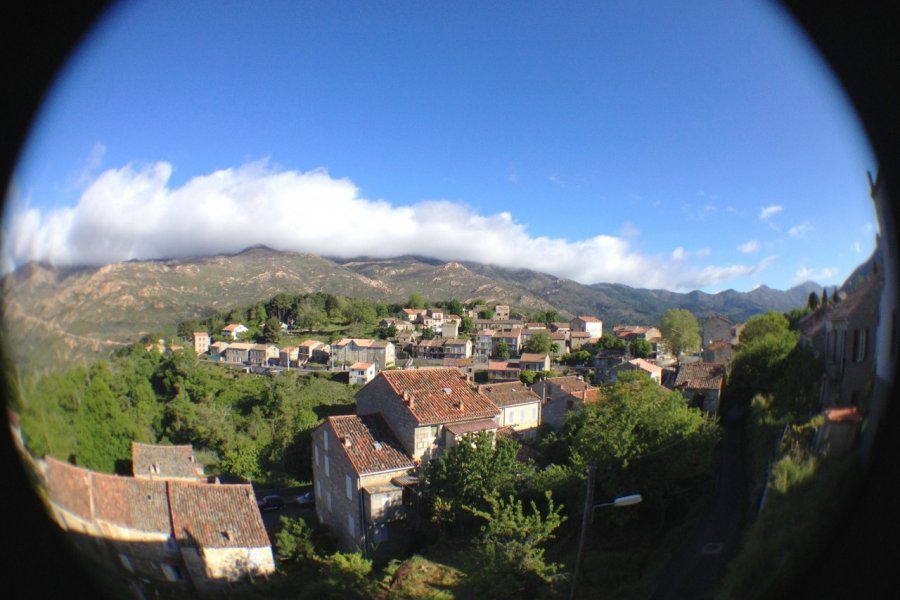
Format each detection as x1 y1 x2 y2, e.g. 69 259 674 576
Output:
569 462 596 600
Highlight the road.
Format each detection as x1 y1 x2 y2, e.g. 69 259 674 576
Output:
650 405 748 600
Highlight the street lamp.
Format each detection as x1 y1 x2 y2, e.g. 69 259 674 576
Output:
570 469 642 600
590 493 642 523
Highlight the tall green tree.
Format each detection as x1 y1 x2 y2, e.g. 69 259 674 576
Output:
567 371 719 521
629 337 653 358
659 308 701 357
495 341 511 360
466 491 567 599
75 363 137 473
263 316 283 343
523 332 551 354
424 431 529 528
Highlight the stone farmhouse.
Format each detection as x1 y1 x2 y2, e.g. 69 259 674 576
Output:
312 368 507 554
673 362 727 415
477 381 542 438
331 338 396 371
531 375 598 430
39 444 274 599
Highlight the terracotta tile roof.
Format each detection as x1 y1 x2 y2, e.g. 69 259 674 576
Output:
379 368 500 425
570 331 592 338
826 274 882 321
333 338 377 348
327 414 416 475
574 316 601 322
488 361 519 370
169 482 270 549
222 323 245 332
227 342 252 350
91 472 172 533
674 362 726 390
519 353 549 363
532 376 597 402
193 331 209 337
627 358 662 374
299 339 325 348
551 332 568 339
132 442 204 480
43 457 94 520
443 357 474 367
444 419 499 436
350 362 373 370
479 382 542 407
444 338 470 346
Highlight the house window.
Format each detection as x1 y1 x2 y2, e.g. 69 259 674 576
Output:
324 455 330 477
327 490 333 511
323 430 329 451
346 474 353 500
315 478 320 498
347 514 355 538
314 445 319 466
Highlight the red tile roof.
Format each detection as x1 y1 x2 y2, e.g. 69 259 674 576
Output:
350 362 374 370
169 482 270 549
519 353 549 362
92 471 172 533
378 368 500 426
674 362 726 390
327 414 416 475
132 442 203 480
43 457 93 520
478 382 542 407
444 419 499 436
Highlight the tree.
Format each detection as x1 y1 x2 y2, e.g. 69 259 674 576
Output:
807 291 820 311
408 293 426 309
479 307 495 320
597 333 626 351
446 298 464 316
495 341 511 360
75 363 137 473
460 316 475 334
263 316 283 343
523 332 551 354
424 431 528 527
629 337 653 358
466 491 567 598
567 373 719 523
659 309 701 357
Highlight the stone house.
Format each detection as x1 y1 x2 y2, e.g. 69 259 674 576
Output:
355 368 501 463
494 305 510 320
40 452 274 599
478 382 542 438
331 338 396 370
673 362 727 415
297 339 330 363
474 330 495 357
313 414 416 554
570 316 603 338
519 353 551 372
248 343 279 367
223 342 252 364
209 341 229 361
701 314 736 348
443 338 472 360
221 323 248 340
492 328 523 358
610 358 662 384
349 362 377 386
569 331 594 351
279 346 299 368
486 360 521 382
593 348 629 383
193 332 210 355
531 376 598 430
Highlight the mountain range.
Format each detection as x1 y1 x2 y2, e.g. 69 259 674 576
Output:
1 246 826 376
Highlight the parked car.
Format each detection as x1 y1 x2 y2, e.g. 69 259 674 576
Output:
258 495 285 511
295 491 315 505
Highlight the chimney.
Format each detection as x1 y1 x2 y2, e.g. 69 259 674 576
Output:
343 436 352 448
456 399 464 410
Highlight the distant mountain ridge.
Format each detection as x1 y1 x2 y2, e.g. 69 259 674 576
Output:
1 247 823 375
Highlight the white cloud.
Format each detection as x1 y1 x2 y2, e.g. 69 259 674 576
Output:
672 246 711 261
759 205 783 220
737 240 760 254
2 160 775 292
793 266 839 283
788 222 812 238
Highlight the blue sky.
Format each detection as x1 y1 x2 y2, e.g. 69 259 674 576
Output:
2 0 878 292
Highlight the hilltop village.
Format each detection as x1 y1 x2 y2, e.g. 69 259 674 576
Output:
11 247 890 599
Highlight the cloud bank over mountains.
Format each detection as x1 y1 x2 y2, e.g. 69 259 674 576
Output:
3 161 775 292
